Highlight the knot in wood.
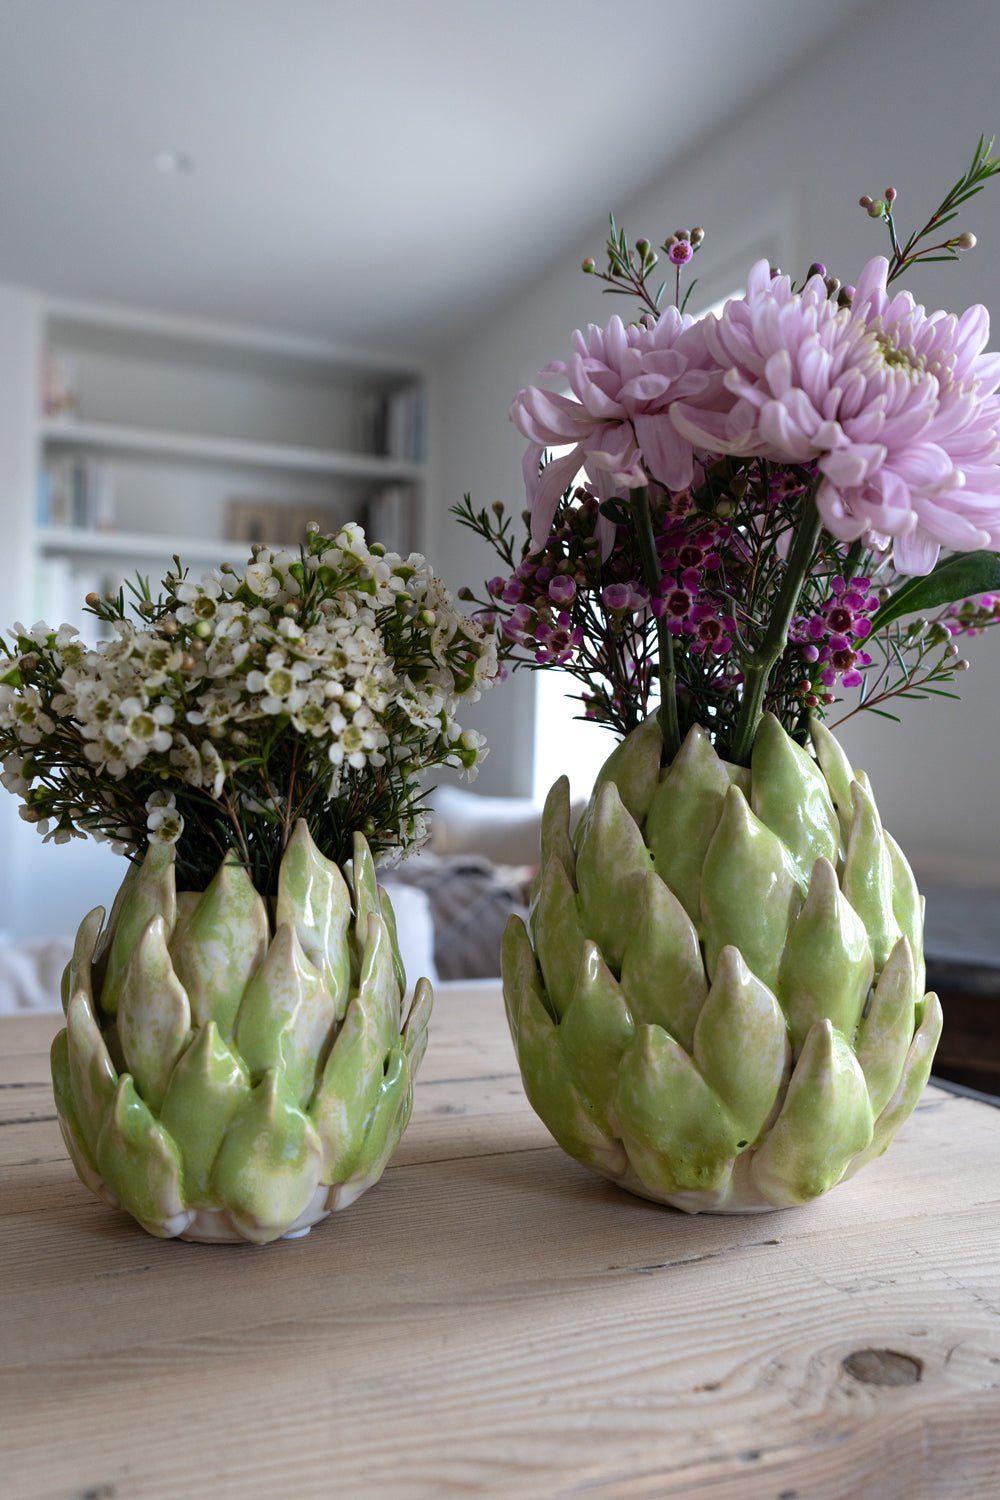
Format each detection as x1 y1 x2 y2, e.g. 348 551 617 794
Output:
842 1347 923 1386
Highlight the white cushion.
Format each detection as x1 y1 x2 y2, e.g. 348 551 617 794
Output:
379 879 439 987
0 935 73 1015
429 785 544 867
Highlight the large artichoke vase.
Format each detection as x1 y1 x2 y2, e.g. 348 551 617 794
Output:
503 713 942 1213
51 822 432 1243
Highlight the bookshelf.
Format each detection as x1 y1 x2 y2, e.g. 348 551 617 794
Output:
0 285 430 937
29 299 428 632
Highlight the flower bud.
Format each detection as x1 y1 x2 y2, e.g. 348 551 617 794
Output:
956 231 977 250
581 257 596 274
635 237 650 255
859 195 873 209
808 261 827 279
689 227 705 248
867 199 885 218
84 592 101 608
884 186 897 204
825 276 841 299
955 657 971 671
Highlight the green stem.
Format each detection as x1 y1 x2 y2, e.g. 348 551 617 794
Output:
841 537 864 586
631 485 681 760
729 490 823 766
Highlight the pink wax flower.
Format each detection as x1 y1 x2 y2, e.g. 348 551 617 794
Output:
548 574 577 605
688 603 737 656
534 612 583 665
670 257 1000 572
602 582 646 613
510 309 720 552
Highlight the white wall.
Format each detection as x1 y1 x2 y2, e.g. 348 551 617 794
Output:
432 0 1000 884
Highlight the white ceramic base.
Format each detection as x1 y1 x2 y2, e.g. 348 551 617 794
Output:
177 1183 335 1244
600 1151 795 1215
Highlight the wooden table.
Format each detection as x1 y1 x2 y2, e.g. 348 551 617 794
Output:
2 985 999 1499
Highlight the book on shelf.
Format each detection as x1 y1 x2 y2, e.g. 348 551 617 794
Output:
356 384 425 463
225 497 341 549
41 348 80 420
37 457 114 531
366 484 416 555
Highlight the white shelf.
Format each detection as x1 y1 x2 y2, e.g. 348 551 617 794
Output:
35 525 252 566
40 418 424 482
44 295 427 379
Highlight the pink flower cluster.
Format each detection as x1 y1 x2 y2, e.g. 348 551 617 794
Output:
490 561 585 665
946 592 1000 637
790 575 879 690
511 257 1000 574
653 518 738 659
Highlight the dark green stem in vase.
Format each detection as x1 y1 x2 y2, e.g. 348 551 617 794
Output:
729 489 824 766
631 485 682 761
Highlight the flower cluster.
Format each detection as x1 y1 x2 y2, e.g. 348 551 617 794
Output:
457 142 1000 764
513 248 1000 578
946 592 1000 636
0 524 496 890
790 575 879 696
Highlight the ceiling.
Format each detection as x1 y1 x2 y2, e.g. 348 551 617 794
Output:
0 0 874 357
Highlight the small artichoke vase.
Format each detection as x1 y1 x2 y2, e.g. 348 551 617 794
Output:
502 713 942 1213
51 822 431 1243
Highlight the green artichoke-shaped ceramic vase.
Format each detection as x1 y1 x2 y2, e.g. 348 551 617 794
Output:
51 821 432 1243
503 713 941 1213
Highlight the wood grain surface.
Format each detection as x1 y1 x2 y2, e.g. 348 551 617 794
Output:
2 986 999 1500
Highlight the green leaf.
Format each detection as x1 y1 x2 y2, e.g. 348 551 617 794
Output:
870 552 1000 631
679 277 700 314
599 498 631 525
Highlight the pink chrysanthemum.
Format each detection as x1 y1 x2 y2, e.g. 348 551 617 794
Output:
510 309 718 552
670 257 1000 573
